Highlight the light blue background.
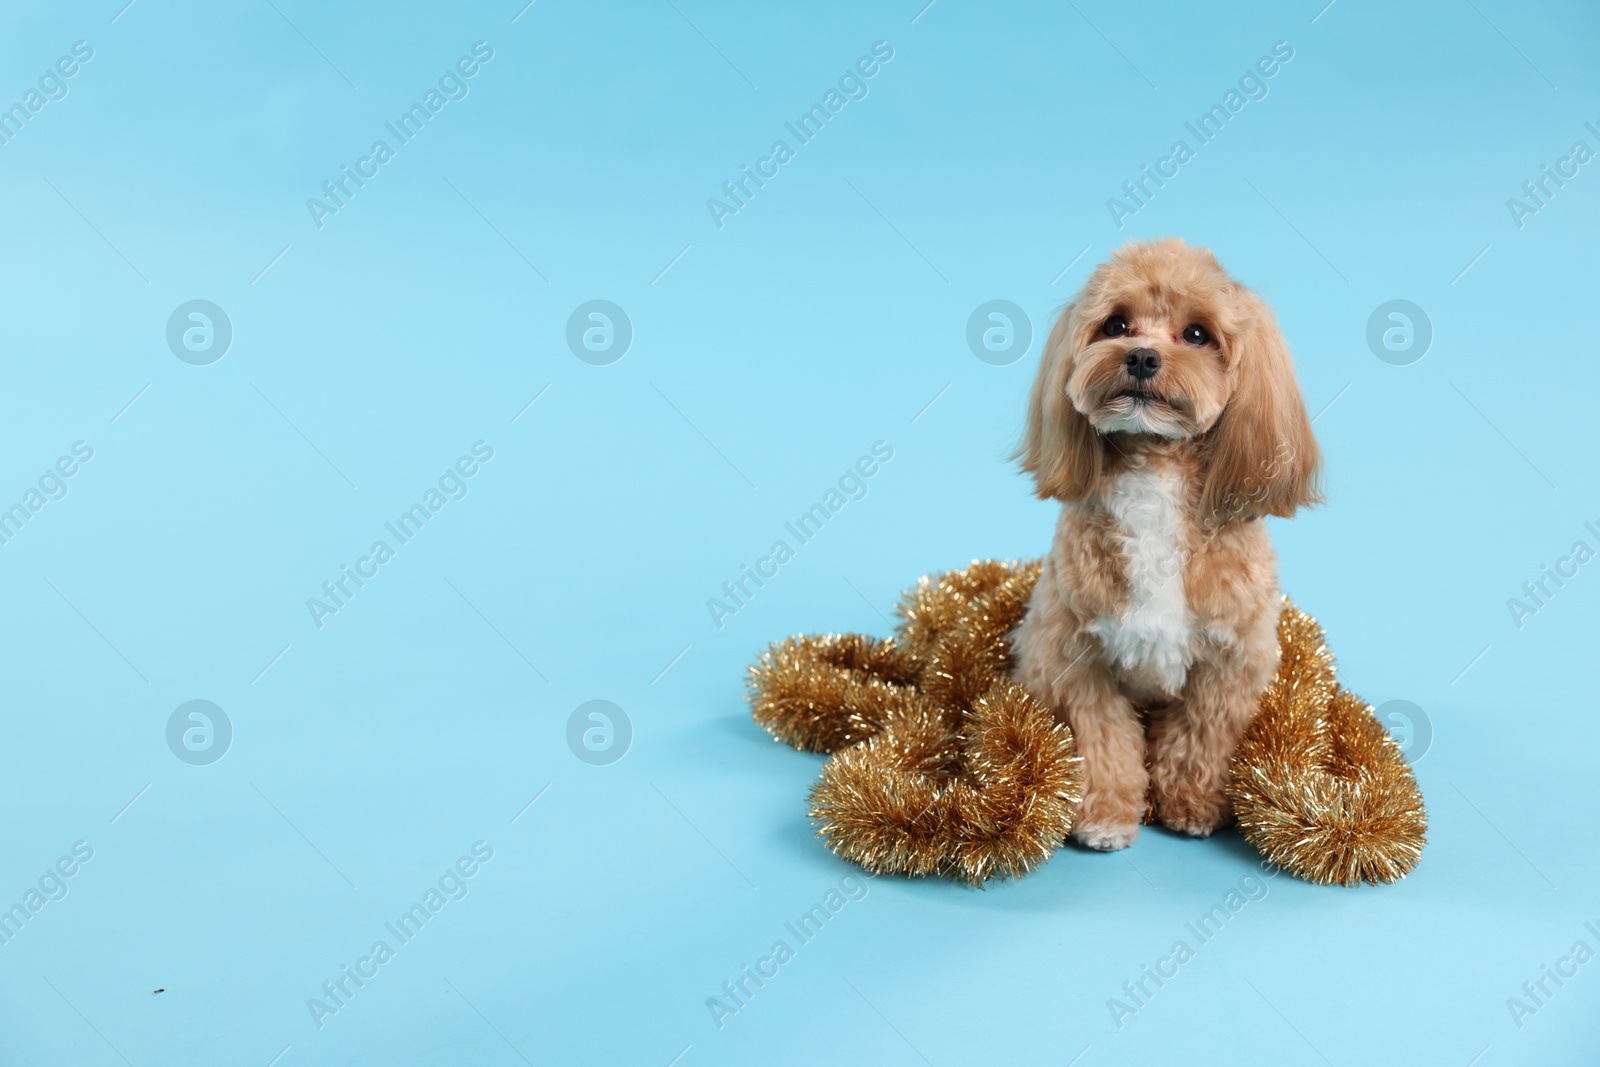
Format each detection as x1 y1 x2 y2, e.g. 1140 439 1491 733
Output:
0 0 1595 1063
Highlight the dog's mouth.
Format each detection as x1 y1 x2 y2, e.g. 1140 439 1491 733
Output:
1106 390 1183 413
1090 389 1197 439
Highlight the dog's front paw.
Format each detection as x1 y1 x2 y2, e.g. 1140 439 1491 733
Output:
1072 821 1140 851
1154 783 1231 838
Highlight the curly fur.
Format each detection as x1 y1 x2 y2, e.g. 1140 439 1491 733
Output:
1012 237 1322 850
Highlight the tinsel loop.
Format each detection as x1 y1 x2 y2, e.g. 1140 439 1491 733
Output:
748 559 1426 887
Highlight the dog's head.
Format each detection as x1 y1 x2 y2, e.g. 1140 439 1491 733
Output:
1018 237 1322 520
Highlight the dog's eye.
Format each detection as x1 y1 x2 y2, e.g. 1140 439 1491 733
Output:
1102 315 1129 337
1181 323 1211 346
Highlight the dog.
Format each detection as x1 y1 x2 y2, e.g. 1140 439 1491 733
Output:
1011 237 1321 851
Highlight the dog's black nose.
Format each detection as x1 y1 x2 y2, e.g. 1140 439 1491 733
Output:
1123 347 1161 380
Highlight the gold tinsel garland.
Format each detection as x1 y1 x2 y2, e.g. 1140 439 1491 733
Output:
747 560 1426 887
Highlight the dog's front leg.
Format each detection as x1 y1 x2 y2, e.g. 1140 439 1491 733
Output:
1147 652 1269 836
1049 658 1148 851
1013 556 1149 851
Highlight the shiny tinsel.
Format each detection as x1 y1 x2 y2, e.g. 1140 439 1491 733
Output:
750 560 1080 885
1227 601 1428 886
748 560 1425 887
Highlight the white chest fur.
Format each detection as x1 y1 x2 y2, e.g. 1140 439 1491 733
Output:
1088 466 1194 696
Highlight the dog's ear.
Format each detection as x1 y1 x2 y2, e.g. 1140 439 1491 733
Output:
1200 294 1322 520
1016 304 1106 501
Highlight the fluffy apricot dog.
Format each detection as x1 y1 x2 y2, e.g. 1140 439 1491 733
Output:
1012 237 1321 851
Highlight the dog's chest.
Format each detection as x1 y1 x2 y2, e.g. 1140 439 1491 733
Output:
1088 467 1195 697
